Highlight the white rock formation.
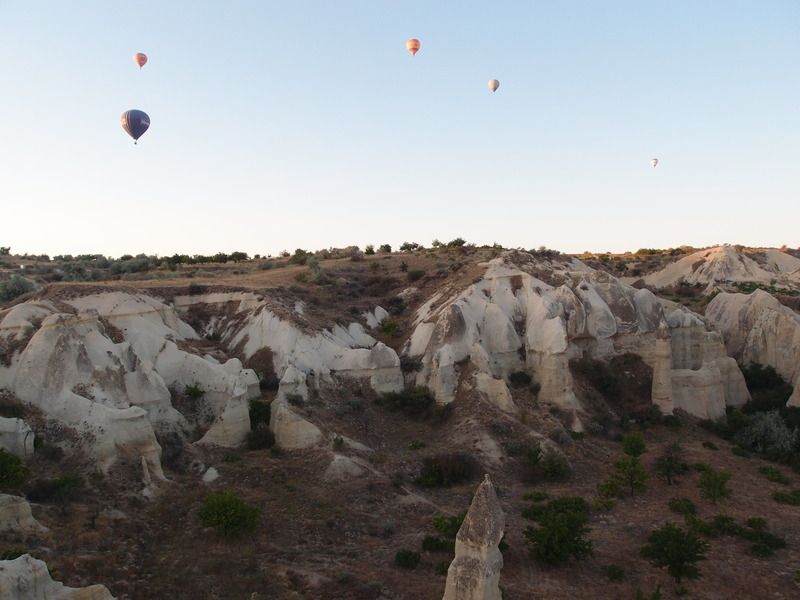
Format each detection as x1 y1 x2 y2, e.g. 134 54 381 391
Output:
0 554 113 599
202 467 219 483
406 253 748 421
0 495 48 535
442 475 505 600
707 290 800 406
643 246 800 292
0 418 33 457
0 292 261 475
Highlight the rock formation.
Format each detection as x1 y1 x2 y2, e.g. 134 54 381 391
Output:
0 495 48 535
0 554 113 599
442 474 505 600
651 319 673 414
707 290 800 406
642 246 800 292
406 254 748 423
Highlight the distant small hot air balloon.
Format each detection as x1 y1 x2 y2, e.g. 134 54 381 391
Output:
651 158 659 168
120 110 150 144
134 53 148 69
488 79 500 93
406 38 420 56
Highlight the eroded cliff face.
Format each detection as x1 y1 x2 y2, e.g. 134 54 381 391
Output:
406 254 748 423
707 290 800 406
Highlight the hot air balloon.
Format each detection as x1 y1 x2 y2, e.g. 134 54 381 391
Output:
488 79 500 93
406 38 420 56
651 158 659 168
134 53 148 69
120 110 150 144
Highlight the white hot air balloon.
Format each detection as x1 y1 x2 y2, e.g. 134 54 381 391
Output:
488 79 500 93
651 158 659 168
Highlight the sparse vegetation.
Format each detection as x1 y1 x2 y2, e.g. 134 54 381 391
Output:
416 453 477 487
622 432 646 457
604 564 625 582
198 492 259 539
655 443 689 485
0 449 29 490
698 467 732 504
184 383 205 400
394 549 420 569
641 523 709 582
0 275 34 302
524 496 592 565
772 489 800 506
759 465 790 485
668 497 697 518
376 387 435 419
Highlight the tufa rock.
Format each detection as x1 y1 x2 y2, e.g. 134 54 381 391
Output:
442 474 505 600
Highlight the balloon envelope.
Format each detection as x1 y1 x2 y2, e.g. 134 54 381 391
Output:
121 110 150 143
134 53 147 68
488 79 500 93
406 38 420 56
651 158 659 167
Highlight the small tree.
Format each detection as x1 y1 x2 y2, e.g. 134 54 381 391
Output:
641 523 709 582
612 455 648 496
379 244 392 253
698 467 732 504
364 245 375 255
524 499 592 565
0 449 29 490
0 247 10 256
622 432 646 457
655 442 689 485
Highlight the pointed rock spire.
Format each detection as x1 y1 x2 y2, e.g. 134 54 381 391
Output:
442 474 505 600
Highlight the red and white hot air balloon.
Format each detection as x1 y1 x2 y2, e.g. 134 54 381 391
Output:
134 52 148 69
406 38 420 56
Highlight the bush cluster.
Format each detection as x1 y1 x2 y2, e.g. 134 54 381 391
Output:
199 492 259 539
416 453 477 487
523 495 592 565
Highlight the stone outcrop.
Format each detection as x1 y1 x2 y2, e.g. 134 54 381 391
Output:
707 290 800 406
0 495 48 535
406 253 748 422
0 554 113 599
442 475 504 600
643 246 800 292
0 418 33 458
0 292 261 475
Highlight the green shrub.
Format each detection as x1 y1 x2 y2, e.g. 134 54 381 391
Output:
732 445 752 458
702 441 719 451
655 443 689 485
332 436 344 450
407 440 425 450
26 474 81 506
735 411 798 460
199 492 259 539
376 387 435 419
622 432 646 457
416 453 477 487
0 275 34 302
772 489 800 506
184 383 205 400
699 467 732 504
604 564 625 582
522 496 589 523
394 549 420 569
522 490 549 502
408 270 425 282
0 449 28 490
759 465 790 485
641 523 709 582
634 586 663 600
540 450 571 481
421 536 454 552
524 496 592 565
432 513 465 538
380 318 401 337
668 497 697 518
569 357 620 400
248 400 270 428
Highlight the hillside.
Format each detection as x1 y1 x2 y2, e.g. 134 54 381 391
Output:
1 245 799 599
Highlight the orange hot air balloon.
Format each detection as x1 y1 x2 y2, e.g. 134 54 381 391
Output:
134 53 148 69
406 38 420 56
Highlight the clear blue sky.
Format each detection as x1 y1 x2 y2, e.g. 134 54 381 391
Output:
1 1 798 257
